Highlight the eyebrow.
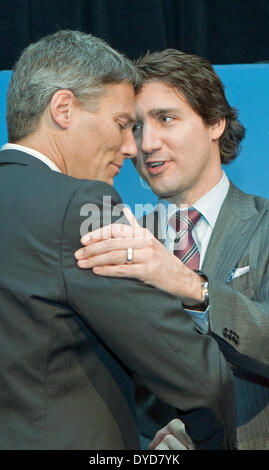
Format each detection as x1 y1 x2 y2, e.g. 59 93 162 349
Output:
115 112 137 124
148 108 180 117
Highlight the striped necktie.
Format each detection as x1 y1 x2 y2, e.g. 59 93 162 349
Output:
170 209 201 269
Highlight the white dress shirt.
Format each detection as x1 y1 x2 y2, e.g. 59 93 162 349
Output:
157 172 230 333
1 143 62 172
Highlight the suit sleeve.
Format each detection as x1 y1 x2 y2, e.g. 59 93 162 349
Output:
60 180 237 450
206 204 269 370
207 265 269 371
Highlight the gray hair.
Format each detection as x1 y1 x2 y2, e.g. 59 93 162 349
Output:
7 30 141 142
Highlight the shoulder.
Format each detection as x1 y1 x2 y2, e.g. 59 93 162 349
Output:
29 169 123 208
227 181 269 215
0 148 122 206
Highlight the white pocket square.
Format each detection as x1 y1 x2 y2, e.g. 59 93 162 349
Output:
227 266 250 282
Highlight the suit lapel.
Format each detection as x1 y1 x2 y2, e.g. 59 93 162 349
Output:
202 182 266 281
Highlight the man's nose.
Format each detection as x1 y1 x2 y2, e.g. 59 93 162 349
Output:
122 128 138 159
140 125 162 155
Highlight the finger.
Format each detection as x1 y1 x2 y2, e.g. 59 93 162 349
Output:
77 244 146 268
77 250 124 268
75 238 145 261
167 419 195 449
123 208 154 240
91 264 142 278
161 434 189 450
81 223 135 245
78 247 142 269
122 207 141 230
80 225 112 244
80 221 146 246
78 245 146 269
165 431 192 449
150 419 195 451
153 441 170 450
149 431 167 450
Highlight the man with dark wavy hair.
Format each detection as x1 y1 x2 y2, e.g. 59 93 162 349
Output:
76 49 269 450
0 32 238 450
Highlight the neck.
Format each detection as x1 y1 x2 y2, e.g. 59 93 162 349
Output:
166 167 223 207
17 133 67 175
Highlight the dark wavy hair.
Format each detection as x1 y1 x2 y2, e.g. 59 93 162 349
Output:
134 49 245 164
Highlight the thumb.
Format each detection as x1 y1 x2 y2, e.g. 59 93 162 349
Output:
122 206 143 238
122 206 140 228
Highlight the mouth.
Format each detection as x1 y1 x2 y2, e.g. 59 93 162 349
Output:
146 160 170 175
111 162 123 174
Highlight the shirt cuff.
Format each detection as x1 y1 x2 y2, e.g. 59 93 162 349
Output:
184 305 210 334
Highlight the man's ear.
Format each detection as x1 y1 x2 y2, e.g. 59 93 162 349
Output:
211 118 226 141
50 89 75 129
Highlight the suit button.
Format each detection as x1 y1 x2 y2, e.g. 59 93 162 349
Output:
233 333 240 345
228 330 233 339
223 327 228 337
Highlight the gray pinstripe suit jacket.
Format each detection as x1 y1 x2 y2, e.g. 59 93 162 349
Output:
203 182 269 449
138 182 269 450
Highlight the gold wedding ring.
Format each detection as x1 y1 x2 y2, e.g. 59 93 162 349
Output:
126 247 133 264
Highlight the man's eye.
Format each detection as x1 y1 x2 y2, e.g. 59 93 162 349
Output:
118 121 128 130
160 115 173 123
133 123 143 135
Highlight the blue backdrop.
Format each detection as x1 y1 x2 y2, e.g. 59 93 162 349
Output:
1 65 268 214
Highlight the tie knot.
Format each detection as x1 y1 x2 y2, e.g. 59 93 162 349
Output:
169 208 201 269
174 209 201 233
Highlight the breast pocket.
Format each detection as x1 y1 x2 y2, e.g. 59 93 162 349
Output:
226 256 256 295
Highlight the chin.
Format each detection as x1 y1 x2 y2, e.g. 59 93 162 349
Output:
151 183 180 200
150 182 172 196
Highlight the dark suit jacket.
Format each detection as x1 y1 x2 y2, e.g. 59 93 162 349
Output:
0 149 236 450
139 182 269 450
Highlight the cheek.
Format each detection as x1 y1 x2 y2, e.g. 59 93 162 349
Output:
133 152 145 171
106 131 123 153
174 129 205 158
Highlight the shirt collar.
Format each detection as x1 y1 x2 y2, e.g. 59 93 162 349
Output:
1 143 62 173
193 172 230 228
157 171 230 237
